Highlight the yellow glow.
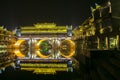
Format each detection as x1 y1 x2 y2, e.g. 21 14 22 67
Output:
14 50 25 58
36 51 50 58
20 63 68 74
35 39 51 58
60 39 75 58
21 30 67 34
21 68 68 74
0 62 14 70
20 63 67 68
14 39 25 48
33 68 56 74
14 39 26 57
34 23 56 28
21 23 67 34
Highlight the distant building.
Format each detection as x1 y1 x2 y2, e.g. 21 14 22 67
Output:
73 1 120 50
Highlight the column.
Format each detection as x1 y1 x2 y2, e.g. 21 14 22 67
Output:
116 35 119 49
105 37 109 49
97 37 100 49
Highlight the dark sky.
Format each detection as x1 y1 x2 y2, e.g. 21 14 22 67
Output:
0 0 106 30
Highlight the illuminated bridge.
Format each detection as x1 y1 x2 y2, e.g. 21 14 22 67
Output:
0 1 120 80
0 23 78 75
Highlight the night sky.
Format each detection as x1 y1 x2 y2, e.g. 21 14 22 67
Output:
0 0 106 30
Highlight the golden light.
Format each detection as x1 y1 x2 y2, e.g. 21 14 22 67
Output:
14 39 26 57
60 39 75 58
35 39 51 58
14 50 25 58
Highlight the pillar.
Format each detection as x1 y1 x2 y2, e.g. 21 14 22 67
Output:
97 37 100 49
105 37 109 49
116 35 119 49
